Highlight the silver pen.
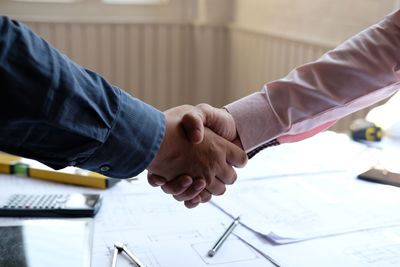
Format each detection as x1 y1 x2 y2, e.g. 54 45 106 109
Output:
208 216 241 257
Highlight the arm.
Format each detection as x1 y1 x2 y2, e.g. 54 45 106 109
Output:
0 16 164 178
227 9 400 156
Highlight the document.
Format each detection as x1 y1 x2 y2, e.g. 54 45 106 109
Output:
236 224 400 267
213 170 400 243
213 132 400 243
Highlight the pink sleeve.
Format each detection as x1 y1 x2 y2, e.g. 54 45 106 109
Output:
226 9 400 154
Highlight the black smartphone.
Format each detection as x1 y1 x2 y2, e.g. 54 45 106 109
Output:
0 193 102 217
358 168 400 188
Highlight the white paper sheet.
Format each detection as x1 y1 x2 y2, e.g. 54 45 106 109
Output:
213 170 400 243
236 224 400 267
213 132 400 243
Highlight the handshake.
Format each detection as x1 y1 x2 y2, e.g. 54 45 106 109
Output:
146 104 248 209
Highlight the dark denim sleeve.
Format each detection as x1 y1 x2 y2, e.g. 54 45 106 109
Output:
0 16 165 178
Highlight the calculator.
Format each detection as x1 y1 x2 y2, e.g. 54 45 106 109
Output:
0 193 102 217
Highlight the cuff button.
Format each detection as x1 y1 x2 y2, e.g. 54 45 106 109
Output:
100 165 110 172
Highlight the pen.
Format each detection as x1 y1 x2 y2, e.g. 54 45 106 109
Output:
208 216 240 257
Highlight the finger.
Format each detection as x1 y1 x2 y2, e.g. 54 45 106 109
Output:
160 175 193 195
147 172 166 187
206 177 226 196
225 139 248 168
216 164 237 185
173 178 207 201
181 112 205 144
184 195 202 209
200 190 212 203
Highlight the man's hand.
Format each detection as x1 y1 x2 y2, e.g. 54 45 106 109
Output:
147 104 246 208
147 105 247 199
180 103 238 145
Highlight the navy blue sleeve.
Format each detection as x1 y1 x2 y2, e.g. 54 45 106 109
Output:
0 16 165 178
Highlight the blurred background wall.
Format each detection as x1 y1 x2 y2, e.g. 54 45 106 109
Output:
1 0 399 131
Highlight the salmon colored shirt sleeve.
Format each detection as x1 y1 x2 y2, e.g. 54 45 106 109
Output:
226 9 400 158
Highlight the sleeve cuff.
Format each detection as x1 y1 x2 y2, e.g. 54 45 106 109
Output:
225 90 283 153
78 89 165 178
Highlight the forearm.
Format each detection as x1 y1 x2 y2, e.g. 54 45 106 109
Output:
0 16 165 178
227 9 400 154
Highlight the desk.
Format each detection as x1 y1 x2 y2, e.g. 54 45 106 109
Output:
1 131 400 266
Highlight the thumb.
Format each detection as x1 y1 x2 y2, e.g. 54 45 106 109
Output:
197 104 237 141
181 104 238 144
181 112 205 144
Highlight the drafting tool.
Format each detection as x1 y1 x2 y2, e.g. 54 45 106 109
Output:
111 242 145 267
0 153 119 189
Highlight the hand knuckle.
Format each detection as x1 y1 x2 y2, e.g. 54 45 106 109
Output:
196 103 209 109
